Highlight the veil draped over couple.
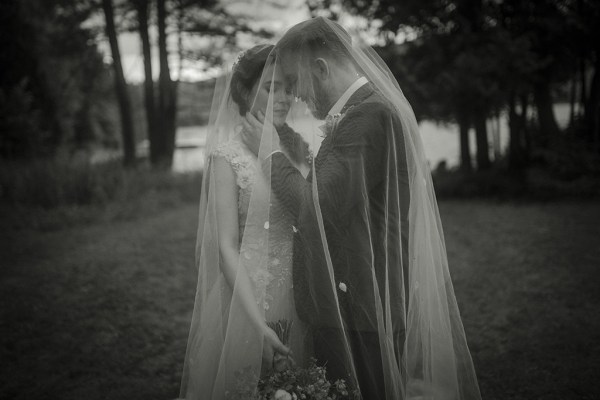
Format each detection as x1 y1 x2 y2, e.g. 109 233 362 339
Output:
179 17 481 400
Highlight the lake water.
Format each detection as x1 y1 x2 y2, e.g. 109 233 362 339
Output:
157 104 571 173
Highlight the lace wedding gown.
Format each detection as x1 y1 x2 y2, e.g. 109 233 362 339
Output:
212 139 307 366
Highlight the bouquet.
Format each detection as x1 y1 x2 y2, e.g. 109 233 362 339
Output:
225 319 358 400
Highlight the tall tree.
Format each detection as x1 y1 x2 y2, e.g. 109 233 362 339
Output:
155 0 177 168
133 0 160 164
1 0 111 159
340 0 595 169
102 0 136 166
579 0 600 151
339 0 503 171
131 0 268 168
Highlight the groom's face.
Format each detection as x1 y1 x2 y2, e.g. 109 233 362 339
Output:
310 77 331 120
279 52 332 120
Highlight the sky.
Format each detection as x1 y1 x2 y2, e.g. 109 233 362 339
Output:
98 0 311 83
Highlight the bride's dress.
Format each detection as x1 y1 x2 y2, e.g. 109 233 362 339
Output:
212 139 307 365
179 129 311 399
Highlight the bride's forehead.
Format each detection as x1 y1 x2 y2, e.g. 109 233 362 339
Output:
262 63 285 80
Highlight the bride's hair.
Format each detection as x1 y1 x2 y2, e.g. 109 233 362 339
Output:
230 44 274 115
229 43 309 165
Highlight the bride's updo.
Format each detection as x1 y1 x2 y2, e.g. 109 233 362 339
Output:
229 43 310 165
230 44 274 116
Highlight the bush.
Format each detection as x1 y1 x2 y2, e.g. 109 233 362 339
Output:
432 166 600 200
0 157 202 230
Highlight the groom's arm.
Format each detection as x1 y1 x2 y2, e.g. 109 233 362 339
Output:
267 101 396 222
266 152 311 218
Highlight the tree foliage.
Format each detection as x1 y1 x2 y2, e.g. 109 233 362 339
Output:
0 0 114 159
128 0 275 168
335 0 600 171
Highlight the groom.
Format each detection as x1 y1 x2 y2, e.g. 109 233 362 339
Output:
243 17 410 400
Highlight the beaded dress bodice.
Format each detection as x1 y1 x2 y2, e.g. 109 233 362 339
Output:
212 140 295 314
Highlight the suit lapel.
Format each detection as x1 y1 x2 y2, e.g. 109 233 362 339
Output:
340 82 374 114
314 82 375 163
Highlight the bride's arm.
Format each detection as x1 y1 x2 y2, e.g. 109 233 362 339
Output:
212 156 290 357
213 156 266 330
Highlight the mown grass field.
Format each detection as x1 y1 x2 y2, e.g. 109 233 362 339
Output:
1 200 599 399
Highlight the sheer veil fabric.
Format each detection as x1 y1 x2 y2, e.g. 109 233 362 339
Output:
180 17 481 400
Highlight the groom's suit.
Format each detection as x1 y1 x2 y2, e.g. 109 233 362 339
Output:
268 82 410 399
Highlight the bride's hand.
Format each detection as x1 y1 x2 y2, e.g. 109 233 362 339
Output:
262 325 293 371
241 110 281 158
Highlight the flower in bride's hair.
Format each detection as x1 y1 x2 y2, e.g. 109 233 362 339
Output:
232 50 246 69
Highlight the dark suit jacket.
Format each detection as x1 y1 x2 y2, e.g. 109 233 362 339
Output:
268 84 410 332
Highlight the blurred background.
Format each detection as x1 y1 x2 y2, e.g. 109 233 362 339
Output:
1 0 599 399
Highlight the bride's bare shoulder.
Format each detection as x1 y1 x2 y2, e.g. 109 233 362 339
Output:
210 140 256 189
211 139 249 161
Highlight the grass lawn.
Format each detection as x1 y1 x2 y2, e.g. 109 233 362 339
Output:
1 200 599 399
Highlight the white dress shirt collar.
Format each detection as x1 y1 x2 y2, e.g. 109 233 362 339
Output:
327 76 368 116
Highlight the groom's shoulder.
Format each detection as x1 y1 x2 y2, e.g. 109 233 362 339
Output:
346 90 396 124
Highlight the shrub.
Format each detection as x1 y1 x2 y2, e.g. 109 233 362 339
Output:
0 157 202 230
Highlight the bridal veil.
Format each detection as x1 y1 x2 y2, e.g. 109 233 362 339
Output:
180 16 481 400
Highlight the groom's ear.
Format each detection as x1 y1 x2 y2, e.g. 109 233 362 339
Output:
310 58 330 81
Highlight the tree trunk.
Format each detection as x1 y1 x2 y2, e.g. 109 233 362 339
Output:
135 0 159 164
457 111 473 172
569 71 577 128
177 0 184 80
73 96 94 148
474 113 491 170
491 113 501 161
156 0 177 168
580 57 587 118
102 0 135 167
520 94 532 162
585 51 600 152
533 80 560 146
508 92 525 170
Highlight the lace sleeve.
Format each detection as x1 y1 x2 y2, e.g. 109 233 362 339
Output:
211 141 256 190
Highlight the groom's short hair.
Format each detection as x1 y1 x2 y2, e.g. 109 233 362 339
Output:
276 17 354 68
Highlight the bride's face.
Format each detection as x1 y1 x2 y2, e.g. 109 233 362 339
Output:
248 63 292 128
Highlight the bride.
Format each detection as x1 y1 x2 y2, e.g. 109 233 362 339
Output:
178 44 312 399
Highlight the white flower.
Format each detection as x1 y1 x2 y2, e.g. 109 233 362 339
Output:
319 113 341 138
274 389 292 400
338 282 347 292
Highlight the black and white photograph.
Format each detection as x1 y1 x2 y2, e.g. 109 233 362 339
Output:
1 0 599 399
